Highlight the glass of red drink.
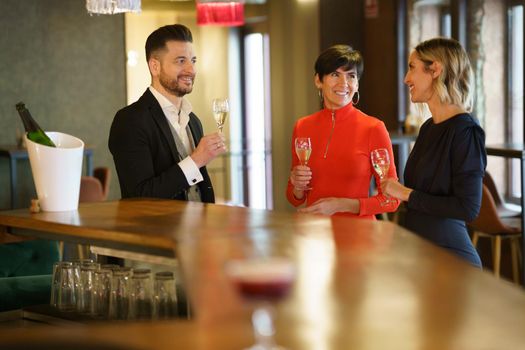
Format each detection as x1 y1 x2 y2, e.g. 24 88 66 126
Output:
226 257 296 350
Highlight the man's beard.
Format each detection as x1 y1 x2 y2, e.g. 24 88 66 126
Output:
159 72 194 97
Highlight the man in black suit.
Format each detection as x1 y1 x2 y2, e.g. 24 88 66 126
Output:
109 24 225 203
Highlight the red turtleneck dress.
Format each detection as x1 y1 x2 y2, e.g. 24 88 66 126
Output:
286 103 400 219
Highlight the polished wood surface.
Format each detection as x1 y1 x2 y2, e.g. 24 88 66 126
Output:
1 199 525 349
177 217 525 349
0 199 180 256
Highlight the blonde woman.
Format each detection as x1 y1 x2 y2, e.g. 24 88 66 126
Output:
381 37 486 267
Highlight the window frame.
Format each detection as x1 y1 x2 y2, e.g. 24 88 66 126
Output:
506 0 525 203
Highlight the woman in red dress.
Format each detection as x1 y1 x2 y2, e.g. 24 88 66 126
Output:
287 45 400 219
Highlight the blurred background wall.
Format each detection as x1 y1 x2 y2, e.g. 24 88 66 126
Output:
0 0 126 209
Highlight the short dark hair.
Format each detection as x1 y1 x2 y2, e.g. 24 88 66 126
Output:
314 45 364 81
145 24 193 61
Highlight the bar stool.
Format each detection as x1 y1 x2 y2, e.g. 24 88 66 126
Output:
483 171 521 218
469 184 522 284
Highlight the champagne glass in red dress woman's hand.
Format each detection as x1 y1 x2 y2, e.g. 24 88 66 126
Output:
295 137 312 191
226 258 296 350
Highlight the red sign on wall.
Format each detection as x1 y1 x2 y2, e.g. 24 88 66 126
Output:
365 0 379 19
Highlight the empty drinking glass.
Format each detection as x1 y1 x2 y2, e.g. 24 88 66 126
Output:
129 268 153 320
109 267 132 320
153 271 178 319
77 264 97 314
50 261 73 307
57 263 77 311
72 258 95 266
70 260 91 305
91 268 112 319
101 264 120 271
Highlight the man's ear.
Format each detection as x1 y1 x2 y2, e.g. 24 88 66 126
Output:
148 57 160 76
430 61 443 79
314 74 322 89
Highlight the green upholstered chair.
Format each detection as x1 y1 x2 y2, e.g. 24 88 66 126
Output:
0 239 60 312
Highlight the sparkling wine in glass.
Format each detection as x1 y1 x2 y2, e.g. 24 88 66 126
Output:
294 137 312 190
295 137 311 166
226 258 296 350
212 98 229 134
370 148 391 206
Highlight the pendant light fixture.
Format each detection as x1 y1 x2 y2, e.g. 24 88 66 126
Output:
196 0 244 27
86 0 141 15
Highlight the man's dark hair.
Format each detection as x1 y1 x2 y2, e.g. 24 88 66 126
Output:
145 24 193 61
314 44 364 81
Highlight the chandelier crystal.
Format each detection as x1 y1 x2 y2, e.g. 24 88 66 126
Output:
86 0 141 15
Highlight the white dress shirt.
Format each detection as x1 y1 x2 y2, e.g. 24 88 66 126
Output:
149 86 203 186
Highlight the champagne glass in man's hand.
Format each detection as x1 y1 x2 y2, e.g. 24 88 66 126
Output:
370 148 392 206
212 98 229 134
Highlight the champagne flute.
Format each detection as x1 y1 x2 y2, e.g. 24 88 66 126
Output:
370 148 391 206
212 98 229 134
294 137 312 190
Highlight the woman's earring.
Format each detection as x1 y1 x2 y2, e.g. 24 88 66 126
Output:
352 91 360 105
318 89 324 107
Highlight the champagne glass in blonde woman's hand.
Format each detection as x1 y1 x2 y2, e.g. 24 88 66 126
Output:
212 98 229 134
294 137 312 190
370 148 391 206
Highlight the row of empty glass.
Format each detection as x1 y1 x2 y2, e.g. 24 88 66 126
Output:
51 259 177 320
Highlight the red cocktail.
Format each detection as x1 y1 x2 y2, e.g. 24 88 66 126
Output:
226 258 295 350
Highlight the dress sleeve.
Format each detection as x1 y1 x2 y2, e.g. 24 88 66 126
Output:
407 125 487 221
358 121 401 216
286 122 306 207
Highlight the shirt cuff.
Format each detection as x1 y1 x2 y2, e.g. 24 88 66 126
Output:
179 156 204 186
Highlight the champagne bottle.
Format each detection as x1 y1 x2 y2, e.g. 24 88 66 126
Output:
15 102 56 147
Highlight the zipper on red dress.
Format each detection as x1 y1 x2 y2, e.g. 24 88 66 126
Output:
323 110 336 158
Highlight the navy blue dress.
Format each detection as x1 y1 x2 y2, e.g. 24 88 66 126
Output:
403 113 486 267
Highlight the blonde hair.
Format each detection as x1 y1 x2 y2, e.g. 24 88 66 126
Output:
415 37 474 112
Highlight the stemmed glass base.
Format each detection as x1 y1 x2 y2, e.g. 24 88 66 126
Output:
245 305 287 350
378 179 392 207
226 258 295 350
379 196 392 207
296 162 312 192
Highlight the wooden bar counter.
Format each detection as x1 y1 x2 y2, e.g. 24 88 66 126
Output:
0 199 524 349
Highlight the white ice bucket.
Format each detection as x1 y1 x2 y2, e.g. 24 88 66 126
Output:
25 131 84 212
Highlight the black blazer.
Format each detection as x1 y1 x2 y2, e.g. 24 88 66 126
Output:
108 89 215 203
